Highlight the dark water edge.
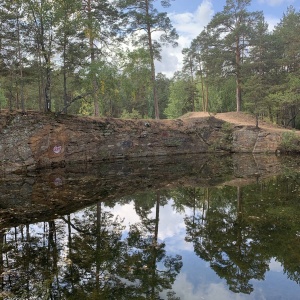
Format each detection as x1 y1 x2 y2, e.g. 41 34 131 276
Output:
1 154 300 299
0 153 286 229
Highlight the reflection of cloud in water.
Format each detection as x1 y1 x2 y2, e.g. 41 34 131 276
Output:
165 231 194 252
151 201 186 239
269 258 283 272
111 202 141 229
113 199 193 251
161 273 264 300
151 201 194 252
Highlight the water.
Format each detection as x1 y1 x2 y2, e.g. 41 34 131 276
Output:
1 154 300 299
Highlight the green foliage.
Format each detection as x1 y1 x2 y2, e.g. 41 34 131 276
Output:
209 122 233 151
0 87 7 109
207 78 236 113
164 79 188 119
121 0 178 118
243 75 267 116
221 121 233 133
119 48 152 118
120 108 142 119
156 73 171 119
204 0 263 112
79 99 94 116
1 0 300 127
280 131 300 152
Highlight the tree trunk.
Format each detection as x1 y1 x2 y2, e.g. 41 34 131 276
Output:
255 113 259 129
87 0 99 117
63 35 68 114
235 38 242 112
0 231 4 289
189 62 195 112
67 215 74 290
146 0 159 119
151 192 160 297
37 43 44 112
17 15 25 113
44 56 51 112
236 79 242 112
237 186 242 216
154 192 160 242
199 62 206 112
38 1 52 113
205 85 209 112
96 201 102 292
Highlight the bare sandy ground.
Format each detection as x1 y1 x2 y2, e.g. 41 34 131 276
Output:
181 111 292 133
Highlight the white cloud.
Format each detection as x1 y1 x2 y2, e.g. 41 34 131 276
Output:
155 35 190 77
170 0 214 37
265 15 280 31
156 0 215 77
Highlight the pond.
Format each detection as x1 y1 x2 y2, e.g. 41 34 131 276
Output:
1 154 300 299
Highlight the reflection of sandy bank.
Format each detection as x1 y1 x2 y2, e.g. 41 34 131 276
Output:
224 154 281 187
0 153 297 229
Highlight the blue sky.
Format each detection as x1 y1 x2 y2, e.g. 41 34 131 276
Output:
155 0 299 76
164 0 298 18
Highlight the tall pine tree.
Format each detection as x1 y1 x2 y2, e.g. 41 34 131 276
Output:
207 0 263 112
120 0 178 119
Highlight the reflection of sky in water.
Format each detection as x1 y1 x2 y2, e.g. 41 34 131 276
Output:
111 200 300 300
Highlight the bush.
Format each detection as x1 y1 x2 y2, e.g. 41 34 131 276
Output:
0 88 7 109
120 109 142 119
280 131 300 152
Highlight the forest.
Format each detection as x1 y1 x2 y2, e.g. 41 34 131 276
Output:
1 0 300 127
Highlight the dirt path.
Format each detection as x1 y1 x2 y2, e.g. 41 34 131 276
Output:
181 111 294 133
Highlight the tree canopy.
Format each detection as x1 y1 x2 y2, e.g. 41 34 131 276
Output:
1 0 300 127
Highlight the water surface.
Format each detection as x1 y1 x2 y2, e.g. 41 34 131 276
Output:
1 154 300 299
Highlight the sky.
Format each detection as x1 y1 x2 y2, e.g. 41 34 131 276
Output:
155 0 300 77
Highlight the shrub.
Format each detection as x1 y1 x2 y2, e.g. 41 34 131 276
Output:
120 109 142 119
280 131 300 153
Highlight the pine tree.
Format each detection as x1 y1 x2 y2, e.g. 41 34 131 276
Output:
24 0 56 112
243 18 270 127
207 0 263 112
120 0 178 119
79 0 120 116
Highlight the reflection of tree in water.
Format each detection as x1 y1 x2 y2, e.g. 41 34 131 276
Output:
0 194 182 299
126 192 182 299
182 186 269 294
64 194 182 299
239 174 300 286
2 174 300 297
0 222 65 299
61 201 129 298
178 177 300 294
